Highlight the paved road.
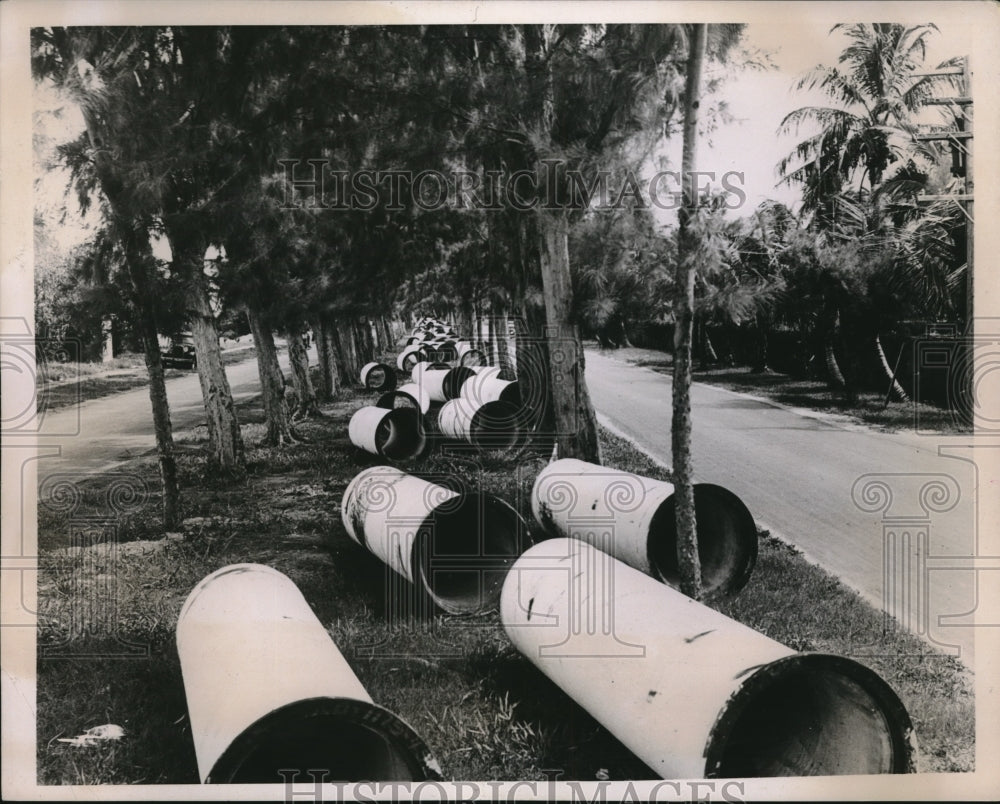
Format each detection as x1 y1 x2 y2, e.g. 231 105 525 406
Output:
34 351 269 475
584 349 983 667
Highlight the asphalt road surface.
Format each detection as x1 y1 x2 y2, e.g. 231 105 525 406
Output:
26 345 985 666
34 349 273 475
584 349 983 668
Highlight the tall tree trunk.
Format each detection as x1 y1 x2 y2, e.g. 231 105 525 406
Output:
672 23 707 601
173 229 244 469
287 326 321 417
457 296 474 340
313 319 340 402
336 319 359 383
135 285 180 528
526 23 600 463
75 99 179 526
496 311 511 376
537 208 602 462
247 308 298 445
314 319 334 401
874 332 909 403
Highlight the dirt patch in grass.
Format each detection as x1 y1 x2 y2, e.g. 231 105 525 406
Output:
597 344 969 436
35 382 974 784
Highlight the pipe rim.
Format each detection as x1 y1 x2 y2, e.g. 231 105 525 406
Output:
413 492 528 616
376 408 427 461
647 483 758 600
362 362 397 393
703 653 917 778
205 696 441 783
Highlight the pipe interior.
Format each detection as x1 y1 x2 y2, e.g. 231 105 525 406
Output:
416 493 524 614
443 366 476 398
364 365 392 391
209 699 425 783
470 401 521 450
647 484 758 598
375 409 425 460
709 655 912 777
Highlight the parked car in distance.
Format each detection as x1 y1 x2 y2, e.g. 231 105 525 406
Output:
160 332 197 370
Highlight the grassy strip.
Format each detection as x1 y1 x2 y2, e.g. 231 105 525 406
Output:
599 345 968 436
36 382 973 784
38 347 257 413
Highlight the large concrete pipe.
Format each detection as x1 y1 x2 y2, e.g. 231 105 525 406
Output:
531 459 757 599
349 406 427 461
412 365 476 403
396 344 429 372
359 361 397 393
177 564 441 784
461 373 521 407
341 466 528 614
501 539 917 779
438 397 522 451
377 382 432 416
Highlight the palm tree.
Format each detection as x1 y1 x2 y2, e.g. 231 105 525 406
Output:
778 23 961 226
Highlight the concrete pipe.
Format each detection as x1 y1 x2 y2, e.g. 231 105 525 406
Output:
177 564 441 784
377 382 432 416
341 466 528 615
461 374 521 407
397 344 428 372
531 459 757 599
349 406 426 461
438 397 522 451
501 538 917 779
412 366 475 403
360 362 397 393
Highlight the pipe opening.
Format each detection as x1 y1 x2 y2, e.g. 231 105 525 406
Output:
442 366 476 399
375 409 426 460
706 654 915 777
647 484 758 599
363 364 397 393
208 697 434 783
470 401 522 450
416 493 525 615
402 352 427 372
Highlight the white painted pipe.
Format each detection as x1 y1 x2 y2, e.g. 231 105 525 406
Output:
176 563 441 783
396 344 428 372
348 406 426 461
341 466 528 615
460 374 520 407
500 539 917 779
438 397 522 450
412 366 474 403
377 382 432 415
469 365 502 378
531 459 757 599
359 361 397 393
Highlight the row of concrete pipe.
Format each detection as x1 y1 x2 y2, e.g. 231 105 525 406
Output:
349 320 525 458
176 458 917 783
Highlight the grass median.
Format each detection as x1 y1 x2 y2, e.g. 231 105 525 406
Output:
35 378 974 784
